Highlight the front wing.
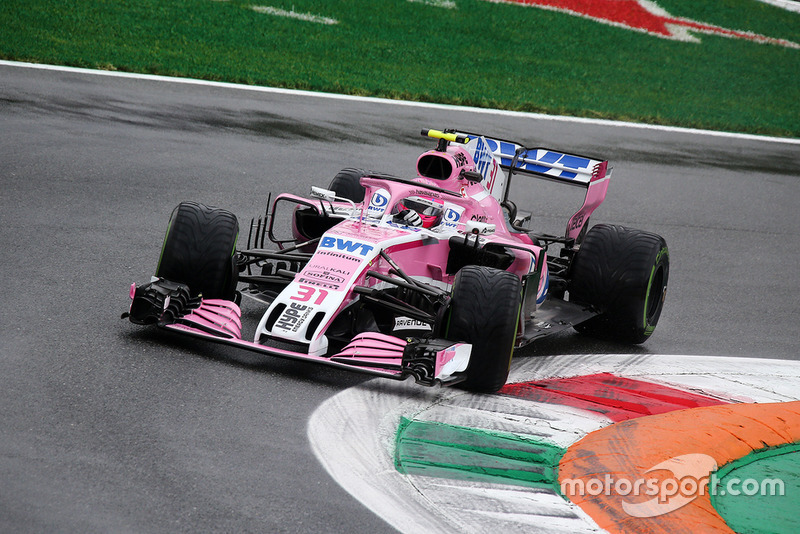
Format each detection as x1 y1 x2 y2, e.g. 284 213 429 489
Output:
124 279 471 387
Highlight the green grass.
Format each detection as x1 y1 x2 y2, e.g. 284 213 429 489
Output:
2 0 799 136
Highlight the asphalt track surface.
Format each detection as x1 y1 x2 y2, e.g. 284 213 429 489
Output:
1 62 799 533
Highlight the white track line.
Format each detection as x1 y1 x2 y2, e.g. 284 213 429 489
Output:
2 60 798 145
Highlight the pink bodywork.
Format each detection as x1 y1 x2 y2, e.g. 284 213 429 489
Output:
255 139 611 354
131 133 610 385
260 175 544 350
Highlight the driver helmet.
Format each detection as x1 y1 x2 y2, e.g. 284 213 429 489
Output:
392 195 445 228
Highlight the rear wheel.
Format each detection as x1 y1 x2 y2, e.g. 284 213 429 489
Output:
329 168 367 202
446 266 521 393
156 201 239 300
568 224 669 344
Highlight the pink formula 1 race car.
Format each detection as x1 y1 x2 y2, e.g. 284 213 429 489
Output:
124 129 669 393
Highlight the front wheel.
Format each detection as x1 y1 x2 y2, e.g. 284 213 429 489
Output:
446 266 521 393
568 224 669 344
156 201 239 300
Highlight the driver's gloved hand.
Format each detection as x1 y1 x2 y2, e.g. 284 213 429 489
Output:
394 209 422 227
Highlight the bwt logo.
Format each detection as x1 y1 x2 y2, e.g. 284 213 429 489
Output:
367 189 390 218
320 236 375 256
444 207 462 223
370 192 389 208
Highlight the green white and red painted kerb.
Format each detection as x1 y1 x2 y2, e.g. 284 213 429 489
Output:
393 374 800 532
309 355 800 534
488 0 800 48
260 0 800 49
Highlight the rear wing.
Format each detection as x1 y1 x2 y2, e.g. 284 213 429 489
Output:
480 137 606 185
423 129 611 245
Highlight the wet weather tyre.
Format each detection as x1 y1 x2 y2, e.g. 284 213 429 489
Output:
446 266 521 393
156 201 239 301
329 168 367 202
568 224 669 344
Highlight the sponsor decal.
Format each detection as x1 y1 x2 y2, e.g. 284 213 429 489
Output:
316 250 362 263
320 236 375 257
568 211 585 232
367 189 390 219
472 137 587 180
305 265 350 275
410 189 443 199
290 285 329 304
274 302 311 332
452 151 469 169
441 204 464 230
303 270 346 285
393 316 433 332
487 0 800 49
472 137 501 192
297 277 341 290
298 267 348 290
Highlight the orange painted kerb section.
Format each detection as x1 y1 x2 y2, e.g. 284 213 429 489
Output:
558 401 800 533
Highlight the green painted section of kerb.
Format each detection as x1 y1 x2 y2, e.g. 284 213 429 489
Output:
711 442 800 534
394 417 566 492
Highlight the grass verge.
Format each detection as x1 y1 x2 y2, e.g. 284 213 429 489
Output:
2 0 798 136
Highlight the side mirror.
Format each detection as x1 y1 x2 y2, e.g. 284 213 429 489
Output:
461 171 483 183
310 186 336 202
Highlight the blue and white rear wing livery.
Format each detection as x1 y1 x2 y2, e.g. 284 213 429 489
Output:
460 132 609 188
451 130 611 244
506 147 604 184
